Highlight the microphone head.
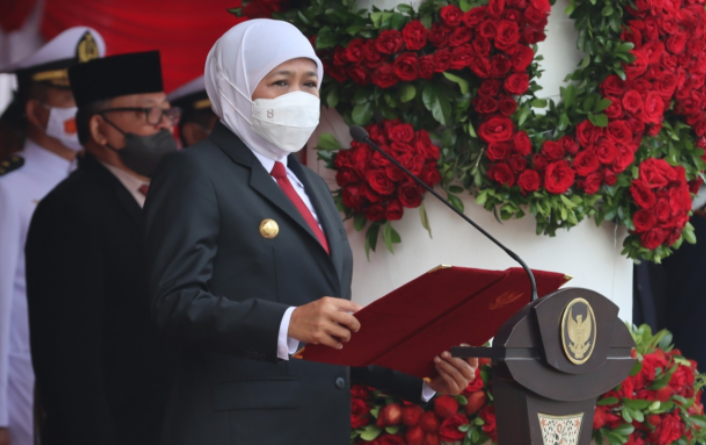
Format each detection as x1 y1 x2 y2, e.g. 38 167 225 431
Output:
349 125 369 142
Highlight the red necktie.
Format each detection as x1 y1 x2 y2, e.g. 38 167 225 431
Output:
138 184 149 196
270 162 329 254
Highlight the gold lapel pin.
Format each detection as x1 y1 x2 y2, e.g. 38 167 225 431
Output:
259 219 279 239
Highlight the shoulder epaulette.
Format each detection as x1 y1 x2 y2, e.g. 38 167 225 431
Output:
0 155 25 176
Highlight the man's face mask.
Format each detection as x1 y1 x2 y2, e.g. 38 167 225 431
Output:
42 103 82 151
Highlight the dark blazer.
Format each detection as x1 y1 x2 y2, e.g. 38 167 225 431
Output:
142 122 421 445
25 155 176 445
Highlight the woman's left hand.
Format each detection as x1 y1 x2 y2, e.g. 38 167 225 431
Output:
427 349 479 395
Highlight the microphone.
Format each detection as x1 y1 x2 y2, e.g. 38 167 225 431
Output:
349 125 538 302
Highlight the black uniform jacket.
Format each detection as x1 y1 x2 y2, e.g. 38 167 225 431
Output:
25 155 176 445
142 122 421 445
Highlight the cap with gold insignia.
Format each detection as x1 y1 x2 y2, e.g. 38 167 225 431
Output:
0 155 25 177
1 27 106 98
168 76 210 117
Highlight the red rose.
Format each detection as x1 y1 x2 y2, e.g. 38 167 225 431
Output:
541 140 565 160
573 149 600 176
479 116 514 142
488 0 506 17
346 38 366 63
326 63 348 82
495 21 520 51
342 185 364 211
418 55 435 79
385 200 404 221
439 414 469 442
335 169 359 187
393 52 419 81
479 20 498 39
614 143 636 173
622 90 644 116
595 139 618 165
522 25 546 44
560 136 580 155
372 63 398 89
470 55 492 78
387 123 414 143
582 171 603 195
473 37 492 56
402 405 424 427
575 120 602 147
641 92 664 124
593 405 623 430
649 411 684 445
491 55 512 79
449 26 472 47
405 426 424 445
385 164 405 182
479 406 498 442
419 411 439 433
630 180 657 209
402 20 428 51
625 49 649 80
365 204 385 221
350 384 371 400
378 434 405 445
488 162 515 187
480 80 501 97
398 181 422 208
420 163 441 187
544 160 576 194
531 0 551 12
428 23 451 48
376 30 403 55
518 169 541 194
486 142 510 161
433 48 452 72
367 169 395 195
510 45 535 72
351 398 370 429
499 96 517 116
533 154 549 171
510 154 528 172
465 390 487 414
605 101 624 120
473 95 499 115
604 168 617 186
363 40 385 69
607 120 633 146
463 7 488 27
381 403 402 426
633 209 657 232
503 8 521 22
367 126 387 146
347 65 371 85
669 185 692 214
434 395 459 418
513 131 532 155
425 433 441 445
450 44 474 70
639 159 675 189
601 75 626 97
440 5 464 27
523 6 547 26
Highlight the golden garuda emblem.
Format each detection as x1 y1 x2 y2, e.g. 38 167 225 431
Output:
561 298 596 365
77 32 99 63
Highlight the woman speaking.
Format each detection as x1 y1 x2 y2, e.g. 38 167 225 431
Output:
142 19 477 445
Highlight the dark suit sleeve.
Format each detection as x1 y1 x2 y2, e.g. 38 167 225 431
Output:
352 366 424 402
142 151 288 362
26 196 119 445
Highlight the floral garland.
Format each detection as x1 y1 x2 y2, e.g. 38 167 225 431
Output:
346 326 705 445
232 0 706 262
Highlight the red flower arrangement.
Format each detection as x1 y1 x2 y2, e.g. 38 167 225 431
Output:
350 327 705 445
332 120 441 225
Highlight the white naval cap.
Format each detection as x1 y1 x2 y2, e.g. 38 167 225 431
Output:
1 26 105 90
168 75 211 114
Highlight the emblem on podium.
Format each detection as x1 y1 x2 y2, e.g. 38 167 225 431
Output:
561 298 596 365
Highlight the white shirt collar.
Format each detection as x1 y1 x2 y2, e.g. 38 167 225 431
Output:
98 161 149 208
250 149 304 188
23 138 77 174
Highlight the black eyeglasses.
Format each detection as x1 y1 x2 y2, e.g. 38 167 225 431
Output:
99 107 181 125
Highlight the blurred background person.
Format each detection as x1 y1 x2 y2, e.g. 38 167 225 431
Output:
25 51 178 445
0 26 104 445
168 75 216 148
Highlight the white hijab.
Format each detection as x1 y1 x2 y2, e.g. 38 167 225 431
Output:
205 19 324 160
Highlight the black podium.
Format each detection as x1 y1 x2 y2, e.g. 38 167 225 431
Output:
453 288 635 445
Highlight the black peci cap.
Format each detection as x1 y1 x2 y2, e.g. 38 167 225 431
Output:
69 51 164 107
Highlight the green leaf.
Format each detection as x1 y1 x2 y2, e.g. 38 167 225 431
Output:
316 27 337 49
420 201 432 238
382 221 400 253
422 84 451 125
391 13 408 30
597 397 619 406
602 5 614 15
317 133 342 151
354 214 367 232
613 423 635 436
588 113 609 127
531 98 548 108
396 4 414 13
360 425 383 441
400 84 417 103
447 194 465 213
385 425 400 434
352 102 374 125
460 0 474 12
594 98 612 113
443 72 470 94
327 88 339 109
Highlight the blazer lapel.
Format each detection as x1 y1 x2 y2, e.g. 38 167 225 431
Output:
81 155 141 225
209 123 329 256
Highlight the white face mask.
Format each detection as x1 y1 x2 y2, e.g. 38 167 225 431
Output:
43 104 82 151
219 72 320 154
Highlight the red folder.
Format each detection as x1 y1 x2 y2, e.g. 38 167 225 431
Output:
296 266 569 380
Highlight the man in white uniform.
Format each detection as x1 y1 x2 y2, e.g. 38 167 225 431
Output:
0 27 105 445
